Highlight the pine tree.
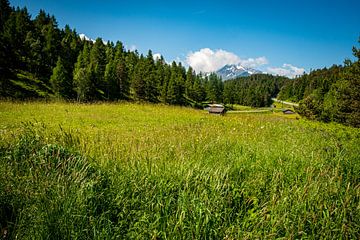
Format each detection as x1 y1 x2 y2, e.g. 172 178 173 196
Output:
155 55 165 97
0 0 12 31
166 61 185 105
144 50 158 102
89 38 107 99
0 0 12 94
109 41 129 100
2 7 32 70
207 73 220 103
104 57 116 99
192 75 205 103
104 51 128 100
125 50 138 83
116 59 129 99
160 64 171 103
60 26 82 71
166 66 177 104
73 43 91 101
131 56 146 100
114 41 125 60
50 57 71 98
185 66 194 99
322 40 360 127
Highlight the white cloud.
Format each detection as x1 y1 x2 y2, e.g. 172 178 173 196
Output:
175 56 186 66
129 44 137 51
240 56 268 68
153 53 162 61
186 48 268 73
267 64 305 78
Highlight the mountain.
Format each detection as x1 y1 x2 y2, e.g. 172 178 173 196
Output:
79 33 95 42
215 64 262 80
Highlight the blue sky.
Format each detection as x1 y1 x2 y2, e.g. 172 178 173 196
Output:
10 0 360 77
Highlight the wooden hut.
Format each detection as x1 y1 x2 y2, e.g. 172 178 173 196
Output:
207 104 226 115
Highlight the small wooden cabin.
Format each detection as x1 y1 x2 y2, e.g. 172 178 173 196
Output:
207 104 226 115
282 109 295 114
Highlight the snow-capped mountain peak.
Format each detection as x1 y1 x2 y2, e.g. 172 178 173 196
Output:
216 64 262 80
79 33 95 42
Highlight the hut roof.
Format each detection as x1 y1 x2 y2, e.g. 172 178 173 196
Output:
208 104 224 108
282 109 295 114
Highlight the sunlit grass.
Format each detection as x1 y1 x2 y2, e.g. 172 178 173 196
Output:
0 101 359 239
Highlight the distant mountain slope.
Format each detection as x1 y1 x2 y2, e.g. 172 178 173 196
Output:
216 64 262 80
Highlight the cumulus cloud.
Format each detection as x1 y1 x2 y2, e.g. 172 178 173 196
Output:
267 64 305 78
240 57 268 68
153 53 162 61
129 44 137 51
186 48 268 73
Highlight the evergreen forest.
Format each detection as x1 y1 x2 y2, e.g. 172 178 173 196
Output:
0 0 359 127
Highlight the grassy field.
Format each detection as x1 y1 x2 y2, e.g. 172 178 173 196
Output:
0 102 359 239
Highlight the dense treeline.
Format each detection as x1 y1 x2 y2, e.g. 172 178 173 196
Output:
223 74 289 107
0 1 289 108
278 41 360 127
0 1 227 106
2 0 358 127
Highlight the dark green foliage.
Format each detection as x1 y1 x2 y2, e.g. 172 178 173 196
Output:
2 7 32 71
0 1 271 108
32 10 62 81
192 74 207 103
89 38 107 99
166 61 186 105
73 43 92 101
1 1 359 128
0 0 12 80
130 51 161 102
143 50 159 102
0 0 12 31
104 41 129 100
283 39 360 127
224 74 288 107
50 57 72 98
279 65 342 103
58 25 82 98
185 66 195 98
131 55 147 101
206 73 224 103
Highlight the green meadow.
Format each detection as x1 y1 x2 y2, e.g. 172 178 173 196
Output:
0 102 359 239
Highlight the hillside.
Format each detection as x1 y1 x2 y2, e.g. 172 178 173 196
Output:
278 58 360 127
0 1 286 108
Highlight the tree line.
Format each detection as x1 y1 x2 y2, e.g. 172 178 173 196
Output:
0 1 226 106
2 0 358 127
0 1 289 108
278 40 360 127
223 74 289 107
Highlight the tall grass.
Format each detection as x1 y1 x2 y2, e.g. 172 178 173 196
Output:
0 102 359 239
